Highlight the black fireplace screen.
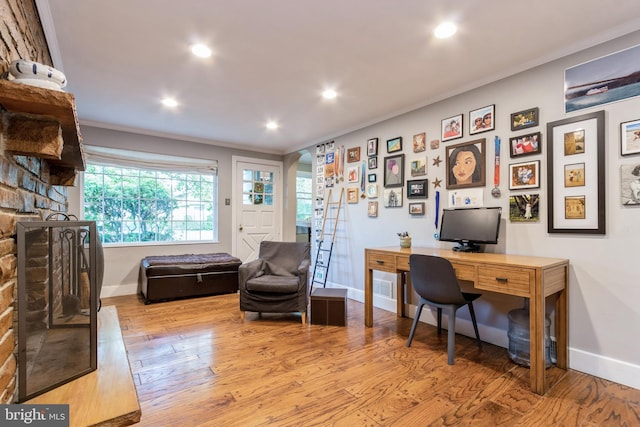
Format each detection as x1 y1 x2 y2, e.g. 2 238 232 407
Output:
17 220 101 402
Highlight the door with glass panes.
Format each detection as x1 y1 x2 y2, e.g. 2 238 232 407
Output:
234 159 282 262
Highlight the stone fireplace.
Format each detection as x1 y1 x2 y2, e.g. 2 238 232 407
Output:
1 0 85 403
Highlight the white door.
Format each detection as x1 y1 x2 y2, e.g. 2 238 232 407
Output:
232 157 283 263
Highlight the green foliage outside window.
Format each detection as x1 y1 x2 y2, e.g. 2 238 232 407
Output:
84 164 216 243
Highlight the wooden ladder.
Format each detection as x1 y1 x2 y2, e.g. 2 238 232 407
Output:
310 187 344 293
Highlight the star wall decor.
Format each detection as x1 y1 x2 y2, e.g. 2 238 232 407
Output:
433 177 442 188
432 156 442 167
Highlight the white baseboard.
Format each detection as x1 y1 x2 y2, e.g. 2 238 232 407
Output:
570 348 640 390
100 283 138 298
339 283 640 391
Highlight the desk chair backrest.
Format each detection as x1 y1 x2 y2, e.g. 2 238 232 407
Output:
409 254 467 305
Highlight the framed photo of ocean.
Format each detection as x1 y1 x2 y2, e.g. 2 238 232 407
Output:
564 44 640 113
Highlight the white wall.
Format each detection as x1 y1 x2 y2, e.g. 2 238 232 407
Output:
68 126 283 296
312 31 640 389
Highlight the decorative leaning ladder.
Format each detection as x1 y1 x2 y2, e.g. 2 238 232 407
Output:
310 187 344 293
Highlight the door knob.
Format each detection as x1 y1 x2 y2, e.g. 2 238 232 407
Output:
239 225 243 231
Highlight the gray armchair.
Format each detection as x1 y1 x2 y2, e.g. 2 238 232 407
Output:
239 241 311 324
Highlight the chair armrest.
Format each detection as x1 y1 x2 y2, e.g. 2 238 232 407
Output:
296 259 311 290
238 259 265 289
297 259 311 275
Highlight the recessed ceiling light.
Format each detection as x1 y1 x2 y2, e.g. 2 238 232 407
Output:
322 89 338 100
434 22 457 39
266 121 279 130
191 43 212 58
161 97 178 108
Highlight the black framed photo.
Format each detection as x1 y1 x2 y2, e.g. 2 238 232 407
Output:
383 154 404 188
368 156 378 169
441 114 463 142
386 137 403 153
408 202 425 215
547 110 605 234
368 173 377 183
407 179 428 198
621 118 640 156
469 104 495 135
367 138 379 156
511 107 539 131
509 132 542 158
445 138 486 189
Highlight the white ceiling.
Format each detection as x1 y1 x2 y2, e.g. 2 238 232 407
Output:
37 0 640 155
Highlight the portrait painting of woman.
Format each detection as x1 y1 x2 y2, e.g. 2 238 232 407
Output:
446 139 486 189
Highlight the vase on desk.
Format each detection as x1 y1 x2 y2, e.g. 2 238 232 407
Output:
399 237 411 248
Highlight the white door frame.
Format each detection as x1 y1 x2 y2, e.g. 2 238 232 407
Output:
231 155 284 257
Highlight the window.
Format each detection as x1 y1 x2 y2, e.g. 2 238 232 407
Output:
296 172 313 222
83 147 218 244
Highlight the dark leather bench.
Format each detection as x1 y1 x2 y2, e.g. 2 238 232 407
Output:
140 253 242 304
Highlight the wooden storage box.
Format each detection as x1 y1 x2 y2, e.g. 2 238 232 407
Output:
311 288 347 326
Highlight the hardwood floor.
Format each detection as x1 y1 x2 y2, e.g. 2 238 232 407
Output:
104 293 640 426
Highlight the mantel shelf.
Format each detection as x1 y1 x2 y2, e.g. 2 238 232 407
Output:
0 79 85 174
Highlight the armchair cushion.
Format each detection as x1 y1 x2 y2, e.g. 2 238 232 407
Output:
245 275 300 293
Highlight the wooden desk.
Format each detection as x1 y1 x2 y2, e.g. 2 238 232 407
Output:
364 246 569 395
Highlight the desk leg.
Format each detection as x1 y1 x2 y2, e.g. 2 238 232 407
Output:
396 272 405 318
556 271 568 369
529 287 546 395
365 267 373 327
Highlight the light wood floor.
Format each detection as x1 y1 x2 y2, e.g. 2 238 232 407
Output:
104 293 640 426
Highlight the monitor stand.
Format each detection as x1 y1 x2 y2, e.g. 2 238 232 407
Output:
452 242 481 253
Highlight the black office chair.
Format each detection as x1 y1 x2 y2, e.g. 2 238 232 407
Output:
406 254 482 364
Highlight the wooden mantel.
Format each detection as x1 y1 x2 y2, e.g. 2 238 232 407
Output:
0 79 85 184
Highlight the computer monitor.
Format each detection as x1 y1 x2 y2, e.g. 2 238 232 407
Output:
438 207 502 252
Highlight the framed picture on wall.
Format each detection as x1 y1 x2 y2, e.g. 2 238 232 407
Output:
408 202 425 215
406 179 428 198
469 104 495 135
547 110 605 234
509 160 540 190
367 138 379 156
511 107 539 131
413 133 426 152
445 139 486 189
386 137 403 153
383 154 404 188
347 147 360 162
441 114 463 142
621 118 640 156
509 132 542 157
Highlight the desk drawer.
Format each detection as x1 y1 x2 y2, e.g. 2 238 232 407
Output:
396 255 410 271
477 265 532 296
367 252 397 272
450 262 476 282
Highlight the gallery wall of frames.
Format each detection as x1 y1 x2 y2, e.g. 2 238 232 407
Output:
313 43 640 242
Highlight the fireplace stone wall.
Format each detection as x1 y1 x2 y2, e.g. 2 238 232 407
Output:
0 0 65 403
